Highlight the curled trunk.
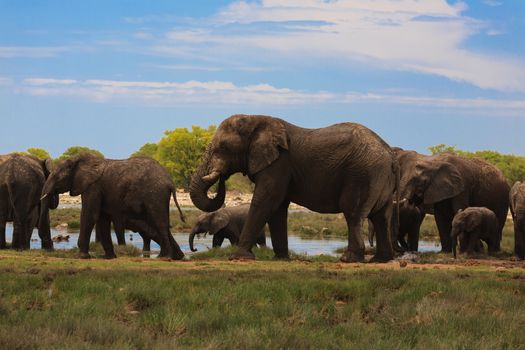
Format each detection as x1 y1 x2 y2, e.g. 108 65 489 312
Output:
189 153 226 212
189 230 198 252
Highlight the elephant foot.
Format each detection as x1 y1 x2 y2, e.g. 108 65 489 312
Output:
42 241 54 251
272 254 290 261
104 253 117 259
171 251 185 261
78 252 92 259
369 254 393 263
340 250 365 263
229 249 255 261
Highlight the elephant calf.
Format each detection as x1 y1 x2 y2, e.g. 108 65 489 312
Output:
510 182 525 259
189 204 266 252
451 207 500 258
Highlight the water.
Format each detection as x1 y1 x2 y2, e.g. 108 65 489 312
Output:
4 224 441 256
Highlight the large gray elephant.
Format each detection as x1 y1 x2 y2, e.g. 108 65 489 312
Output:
510 181 525 259
189 204 266 252
0 154 58 250
451 207 499 258
368 148 431 251
403 153 509 252
189 114 399 263
40 154 185 259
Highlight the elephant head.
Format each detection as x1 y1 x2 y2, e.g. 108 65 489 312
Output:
189 115 288 212
41 153 105 199
189 210 230 252
404 158 464 206
451 209 480 258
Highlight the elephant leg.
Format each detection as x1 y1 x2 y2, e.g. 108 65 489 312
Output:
97 213 116 259
256 230 267 247
78 198 100 259
267 201 290 260
233 165 289 260
514 224 525 260
434 201 454 253
340 212 365 263
367 219 375 247
0 217 6 249
212 233 225 248
141 234 151 252
115 226 126 246
368 203 394 262
166 232 184 260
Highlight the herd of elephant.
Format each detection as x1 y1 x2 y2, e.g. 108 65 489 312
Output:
1 114 524 262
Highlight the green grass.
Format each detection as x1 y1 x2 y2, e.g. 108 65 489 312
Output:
0 250 523 349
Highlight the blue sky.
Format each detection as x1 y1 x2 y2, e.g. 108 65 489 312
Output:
1 0 524 158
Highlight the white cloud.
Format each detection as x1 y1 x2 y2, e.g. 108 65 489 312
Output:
24 78 77 85
16 77 525 116
0 77 13 86
483 0 503 7
151 0 525 92
0 46 71 58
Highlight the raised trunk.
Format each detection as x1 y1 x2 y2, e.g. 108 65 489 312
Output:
189 156 226 212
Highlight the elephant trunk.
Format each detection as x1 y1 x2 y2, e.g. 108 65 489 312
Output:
189 231 198 252
189 152 226 212
39 195 54 250
451 230 458 259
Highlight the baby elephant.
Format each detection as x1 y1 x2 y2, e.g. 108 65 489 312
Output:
451 207 500 258
510 181 525 259
189 204 266 252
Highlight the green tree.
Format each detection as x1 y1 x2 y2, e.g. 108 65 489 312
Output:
428 144 525 184
26 148 52 159
57 146 104 162
156 125 216 190
132 143 158 159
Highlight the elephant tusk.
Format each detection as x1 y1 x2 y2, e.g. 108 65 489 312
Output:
393 198 407 205
40 193 49 201
202 170 220 183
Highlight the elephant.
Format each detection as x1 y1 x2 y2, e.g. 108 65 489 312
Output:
368 199 425 252
189 114 399 263
451 207 499 258
0 154 59 250
368 148 432 252
403 152 509 252
40 154 185 259
189 204 266 252
510 181 525 259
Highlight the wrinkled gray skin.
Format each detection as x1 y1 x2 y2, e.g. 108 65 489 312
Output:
368 200 425 252
509 181 525 259
41 154 185 259
368 148 430 252
451 207 499 258
189 204 266 252
189 114 399 263
403 153 509 253
0 154 58 250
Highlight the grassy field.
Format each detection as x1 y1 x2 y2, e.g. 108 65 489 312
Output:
0 247 524 349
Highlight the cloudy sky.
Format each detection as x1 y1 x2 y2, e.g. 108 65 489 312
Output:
1 0 524 158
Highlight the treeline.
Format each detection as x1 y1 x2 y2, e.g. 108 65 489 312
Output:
428 144 525 185
13 136 525 192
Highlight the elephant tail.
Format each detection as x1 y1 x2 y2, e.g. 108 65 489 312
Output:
172 187 186 223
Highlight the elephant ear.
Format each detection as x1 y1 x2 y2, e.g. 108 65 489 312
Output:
248 118 289 175
209 211 230 235
424 162 464 204
464 211 480 232
70 156 106 196
43 158 54 177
